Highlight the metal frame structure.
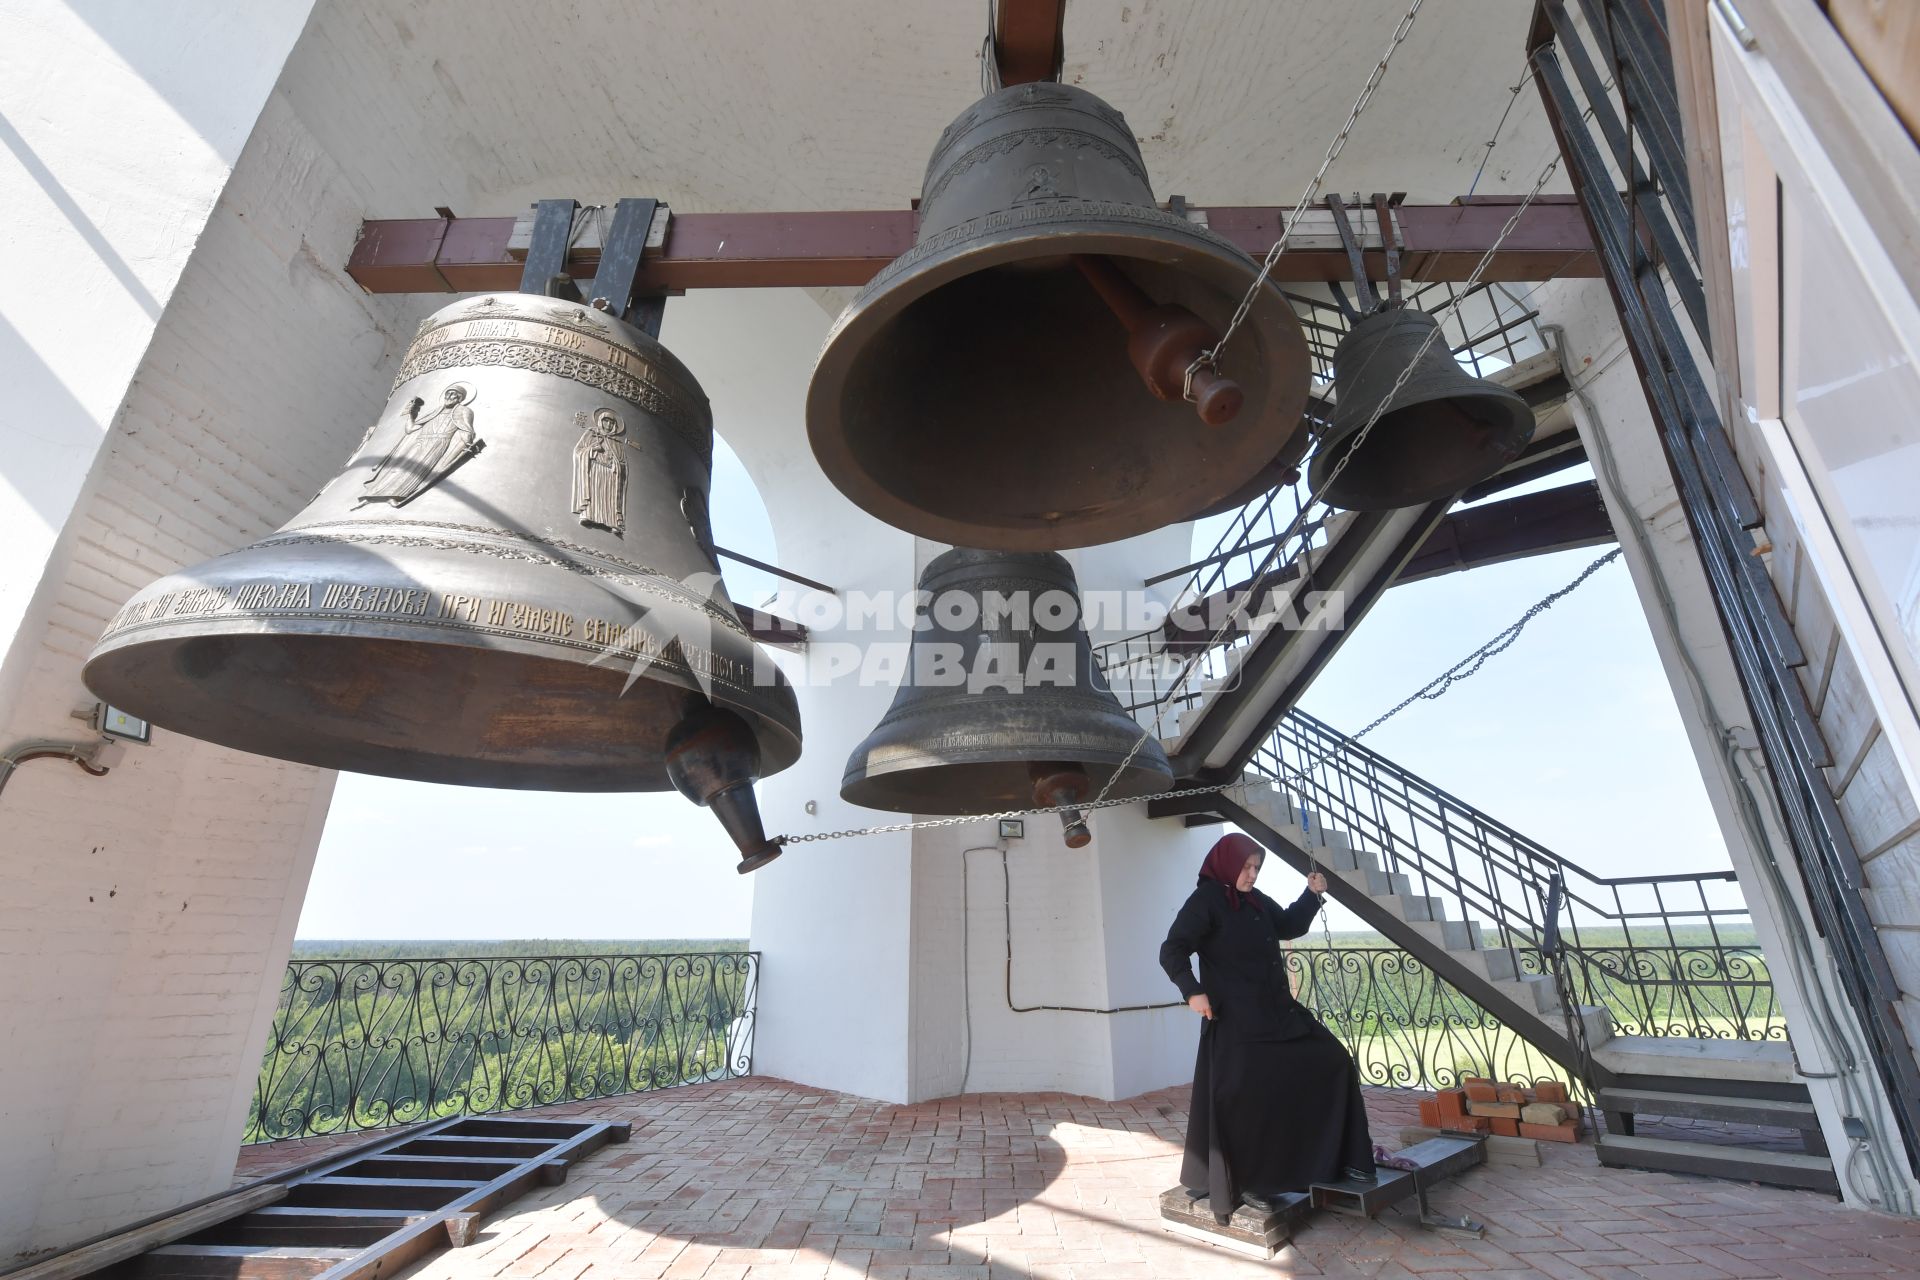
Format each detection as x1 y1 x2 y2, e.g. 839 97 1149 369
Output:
344 201 1598 295
1527 0 1920 1166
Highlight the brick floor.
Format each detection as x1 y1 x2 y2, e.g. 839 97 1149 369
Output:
234 1079 1920 1278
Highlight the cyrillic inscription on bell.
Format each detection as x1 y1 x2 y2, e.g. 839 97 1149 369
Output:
841 548 1173 845
808 81 1313 551
83 294 801 872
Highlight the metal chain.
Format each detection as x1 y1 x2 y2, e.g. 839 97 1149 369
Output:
1352 545 1623 740
1183 0 1427 401
1463 61 1538 204
777 777 1257 845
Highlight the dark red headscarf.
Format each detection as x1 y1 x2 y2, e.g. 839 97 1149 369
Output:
1198 832 1263 911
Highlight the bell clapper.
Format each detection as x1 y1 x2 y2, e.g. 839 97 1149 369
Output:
663 700 784 874
1029 761 1094 849
1072 254 1244 427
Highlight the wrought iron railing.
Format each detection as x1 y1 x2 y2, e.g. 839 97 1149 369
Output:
1092 280 1548 737
1279 941 1781 1097
247 951 757 1142
1250 708 1773 1042
1291 943 1582 1095
1525 946 1782 1041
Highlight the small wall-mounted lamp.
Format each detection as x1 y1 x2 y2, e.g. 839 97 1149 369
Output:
75 702 151 744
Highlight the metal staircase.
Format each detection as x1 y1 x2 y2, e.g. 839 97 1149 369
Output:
1149 711 1836 1193
1097 265 1837 1191
1094 287 1597 772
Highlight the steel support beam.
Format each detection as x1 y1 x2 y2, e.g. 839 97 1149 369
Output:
345 202 1598 294
1395 480 1613 584
993 0 1066 85
1159 483 1611 651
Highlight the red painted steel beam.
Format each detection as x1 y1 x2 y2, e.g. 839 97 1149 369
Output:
994 0 1067 85
345 202 1597 294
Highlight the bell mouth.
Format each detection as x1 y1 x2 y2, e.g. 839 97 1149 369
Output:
1309 392 1533 510
809 221 1309 551
83 630 801 792
839 755 1172 818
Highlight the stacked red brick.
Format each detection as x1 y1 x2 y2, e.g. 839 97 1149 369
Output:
1416 1077 1581 1142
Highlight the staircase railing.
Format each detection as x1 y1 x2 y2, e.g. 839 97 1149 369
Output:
1249 708 1774 1041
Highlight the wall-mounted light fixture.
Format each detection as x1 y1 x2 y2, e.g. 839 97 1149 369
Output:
73 702 150 744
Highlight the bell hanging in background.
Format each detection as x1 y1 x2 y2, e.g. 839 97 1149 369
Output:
808 80 1312 551
1308 306 1535 511
841 548 1173 845
82 294 801 873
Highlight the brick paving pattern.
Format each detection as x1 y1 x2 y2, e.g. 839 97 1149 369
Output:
235 1079 1920 1278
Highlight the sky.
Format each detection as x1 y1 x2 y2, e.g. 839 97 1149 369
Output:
295 417 1731 941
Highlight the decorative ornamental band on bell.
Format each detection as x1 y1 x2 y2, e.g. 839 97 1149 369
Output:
842 547 1173 847
808 80 1313 552
83 293 801 872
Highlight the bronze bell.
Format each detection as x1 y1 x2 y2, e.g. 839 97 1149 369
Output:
808 81 1311 551
1308 307 1535 511
82 294 801 873
841 548 1173 846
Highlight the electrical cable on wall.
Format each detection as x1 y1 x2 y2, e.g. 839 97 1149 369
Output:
961 845 1184 1020
0 739 117 802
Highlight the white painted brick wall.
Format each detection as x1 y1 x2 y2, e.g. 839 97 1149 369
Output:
0 21 435 1259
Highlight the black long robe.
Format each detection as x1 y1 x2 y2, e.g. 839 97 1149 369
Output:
1159 879 1374 1211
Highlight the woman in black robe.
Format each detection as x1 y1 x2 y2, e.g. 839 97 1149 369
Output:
1160 832 1376 1218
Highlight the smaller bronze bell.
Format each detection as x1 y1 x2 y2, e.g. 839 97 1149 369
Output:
841 548 1173 843
1308 308 1534 511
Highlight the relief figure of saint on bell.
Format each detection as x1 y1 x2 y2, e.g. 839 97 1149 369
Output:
572 407 629 534
359 382 482 507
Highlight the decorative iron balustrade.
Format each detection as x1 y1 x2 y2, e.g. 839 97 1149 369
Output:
1288 941 1781 1098
1289 944 1564 1093
1250 708 1775 1044
247 951 757 1142
1521 945 1784 1043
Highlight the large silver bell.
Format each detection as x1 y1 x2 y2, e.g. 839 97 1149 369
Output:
82 294 801 872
